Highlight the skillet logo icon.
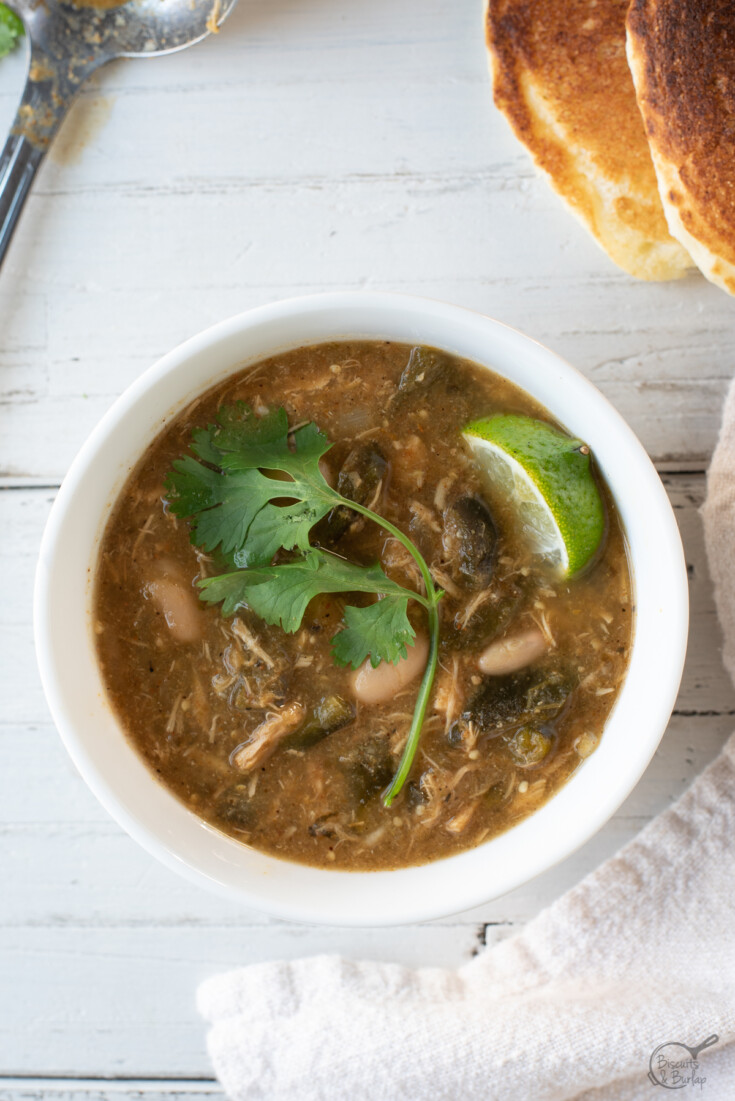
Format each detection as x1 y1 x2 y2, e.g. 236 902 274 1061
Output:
648 1034 719 1089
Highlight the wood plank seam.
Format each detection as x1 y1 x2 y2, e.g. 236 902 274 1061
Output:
0 1080 222 1095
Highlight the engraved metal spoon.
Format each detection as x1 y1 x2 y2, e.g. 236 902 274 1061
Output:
0 0 237 266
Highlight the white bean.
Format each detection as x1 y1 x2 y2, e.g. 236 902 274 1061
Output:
351 633 429 705
146 577 203 644
477 627 547 676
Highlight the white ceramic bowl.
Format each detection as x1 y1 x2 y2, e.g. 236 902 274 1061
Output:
34 293 688 925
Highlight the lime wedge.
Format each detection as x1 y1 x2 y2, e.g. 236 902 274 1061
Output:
462 414 605 577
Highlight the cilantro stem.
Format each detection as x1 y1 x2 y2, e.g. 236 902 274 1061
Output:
345 500 443 806
382 599 440 807
344 502 441 616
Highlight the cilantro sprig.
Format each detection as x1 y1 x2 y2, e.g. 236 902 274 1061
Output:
165 403 443 806
0 4 23 59
198 550 422 668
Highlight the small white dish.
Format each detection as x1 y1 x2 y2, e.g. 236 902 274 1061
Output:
34 293 688 925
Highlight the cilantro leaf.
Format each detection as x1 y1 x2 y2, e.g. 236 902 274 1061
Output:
0 3 23 58
198 549 418 666
331 597 415 670
165 405 338 565
166 403 446 806
235 498 329 568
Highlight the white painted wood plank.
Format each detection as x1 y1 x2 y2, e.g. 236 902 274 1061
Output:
1 269 731 479
0 818 718 1076
0 925 486 1077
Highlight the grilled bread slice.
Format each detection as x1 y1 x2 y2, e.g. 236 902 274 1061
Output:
627 0 735 295
486 0 692 280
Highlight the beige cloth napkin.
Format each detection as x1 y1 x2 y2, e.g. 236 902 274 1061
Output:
198 383 735 1100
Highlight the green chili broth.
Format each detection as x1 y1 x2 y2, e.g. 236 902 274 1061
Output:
94 341 634 870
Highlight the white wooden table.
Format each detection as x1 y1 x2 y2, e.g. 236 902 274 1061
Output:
1 0 733 1094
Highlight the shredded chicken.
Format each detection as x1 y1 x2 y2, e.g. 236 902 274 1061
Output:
433 474 455 512
212 672 239 697
381 537 423 591
409 500 442 534
131 512 156 558
231 618 276 668
231 702 306 772
309 812 359 844
530 607 556 647
240 674 284 711
193 548 213 580
165 692 183 734
446 763 474 793
223 644 243 675
281 371 334 394
452 719 480 754
365 478 384 513
445 800 479 834
456 587 495 630
174 668 211 731
433 656 463 733
188 668 210 729
414 767 447 827
429 564 463 599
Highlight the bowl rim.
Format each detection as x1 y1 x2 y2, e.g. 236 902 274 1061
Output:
34 291 689 926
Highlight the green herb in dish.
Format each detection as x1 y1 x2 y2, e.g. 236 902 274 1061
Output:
0 4 23 59
164 403 444 807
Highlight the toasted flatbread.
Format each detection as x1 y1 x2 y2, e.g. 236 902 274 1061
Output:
627 0 735 295
485 0 692 281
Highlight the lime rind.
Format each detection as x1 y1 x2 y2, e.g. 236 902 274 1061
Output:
463 414 605 577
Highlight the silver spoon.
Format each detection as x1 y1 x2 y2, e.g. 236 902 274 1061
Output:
0 0 237 266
